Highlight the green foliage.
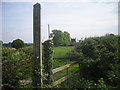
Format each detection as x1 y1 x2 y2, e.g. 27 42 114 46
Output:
97 78 107 88
12 39 24 49
56 73 95 88
76 38 98 59
43 40 53 85
69 34 119 88
52 30 70 46
62 31 70 45
19 45 33 59
2 47 32 88
2 61 21 88
2 34 119 88
2 47 23 62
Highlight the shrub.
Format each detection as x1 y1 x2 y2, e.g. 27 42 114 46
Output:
70 34 119 88
2 47 32 88
12 39 24 49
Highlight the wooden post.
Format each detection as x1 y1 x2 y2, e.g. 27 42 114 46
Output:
43 40 53 85
33 3 42 87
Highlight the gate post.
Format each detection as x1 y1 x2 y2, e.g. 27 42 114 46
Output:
43 40 53 85
32 3 42 88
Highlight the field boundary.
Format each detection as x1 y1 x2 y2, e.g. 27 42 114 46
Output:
52 62 80 86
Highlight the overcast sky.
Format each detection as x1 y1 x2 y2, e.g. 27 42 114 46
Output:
1 0 118 43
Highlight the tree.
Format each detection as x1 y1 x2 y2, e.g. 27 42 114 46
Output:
63 31 70 45
52 30 70 46
12 39 24 49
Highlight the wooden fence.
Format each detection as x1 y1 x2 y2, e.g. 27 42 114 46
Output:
42 40 81 87
52 62 80 86
19 62 80 87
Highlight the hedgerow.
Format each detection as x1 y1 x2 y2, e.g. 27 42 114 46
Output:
69 34 120 88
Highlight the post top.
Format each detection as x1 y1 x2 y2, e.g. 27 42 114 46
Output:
34 2 41 8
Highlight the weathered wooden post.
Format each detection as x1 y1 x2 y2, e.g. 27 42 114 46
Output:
32 3 42 87
43 40 53 85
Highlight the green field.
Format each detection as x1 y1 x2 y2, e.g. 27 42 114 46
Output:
53 46 74 58
52 46 79 87
53 46 74 69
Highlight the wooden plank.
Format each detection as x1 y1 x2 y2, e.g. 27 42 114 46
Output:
52 62 78 74
53 70 78 86
53 75 67 86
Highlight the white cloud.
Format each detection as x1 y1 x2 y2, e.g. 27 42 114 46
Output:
41 2 118 40
2 2 118 43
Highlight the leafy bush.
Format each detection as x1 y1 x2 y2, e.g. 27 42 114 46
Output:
97 78 107 88
69 34 120 88
2 47 32 88
12 39 24 49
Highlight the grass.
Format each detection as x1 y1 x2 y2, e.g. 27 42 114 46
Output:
52 46 74 69
52 46 79 87
20 46 76 88
20 45 77 88
53 64 79 81
53 46 74 58
52 59 74 69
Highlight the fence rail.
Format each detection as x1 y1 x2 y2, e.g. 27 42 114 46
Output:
52 62 78 74
43 40 80 87
52 62 79 86
19 62 80 86
53 69 79 86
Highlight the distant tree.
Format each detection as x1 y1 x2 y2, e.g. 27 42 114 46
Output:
52 30 63 46
52 30 70 46
12 39 24 49
63 31 70 45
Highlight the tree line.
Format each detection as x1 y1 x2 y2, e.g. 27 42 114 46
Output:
3 29 71 49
